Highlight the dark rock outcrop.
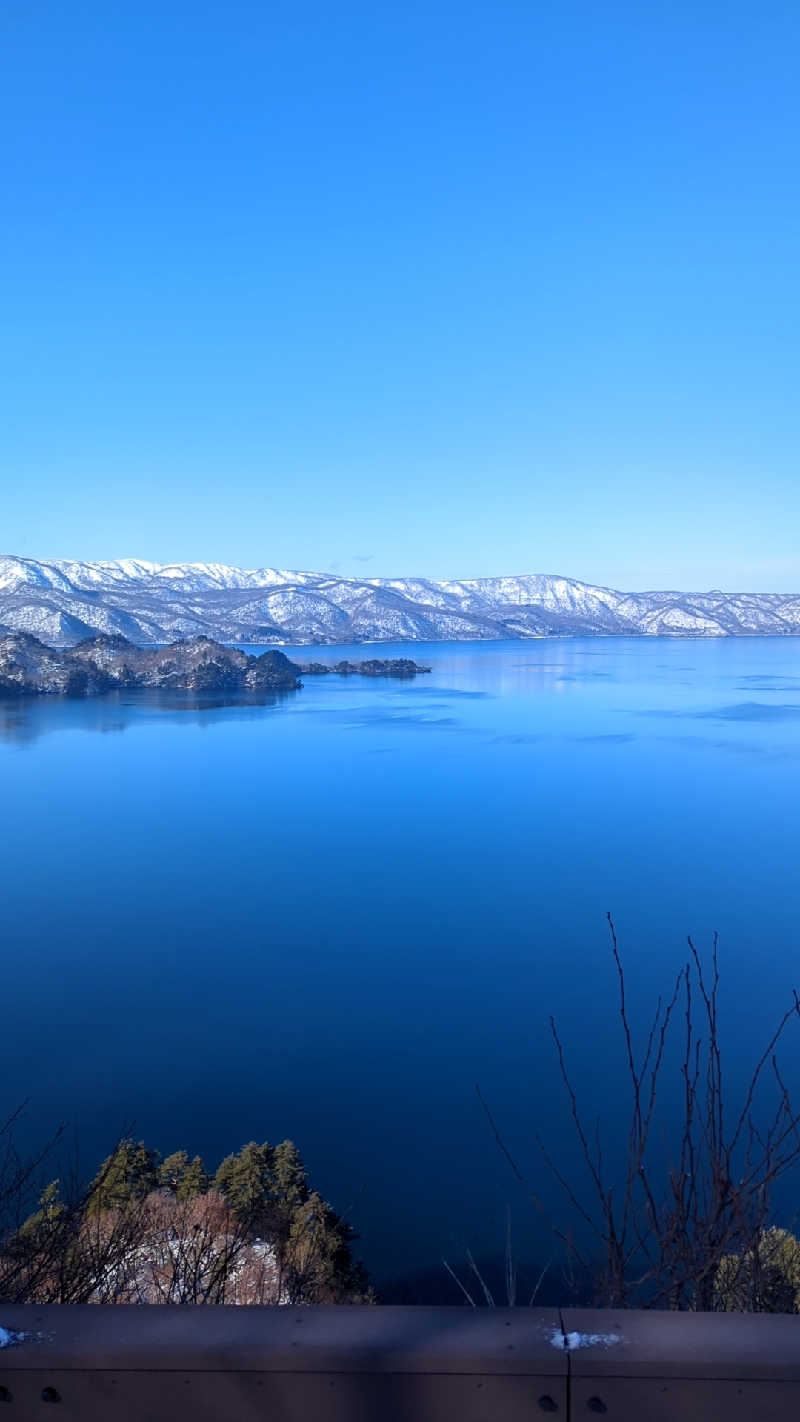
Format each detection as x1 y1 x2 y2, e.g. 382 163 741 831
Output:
0 633 302 697
298 659 430 678
0 633 431 698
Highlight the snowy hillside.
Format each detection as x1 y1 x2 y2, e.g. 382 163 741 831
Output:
1 554 799 645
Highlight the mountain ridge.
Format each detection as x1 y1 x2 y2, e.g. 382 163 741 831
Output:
2 553 799 645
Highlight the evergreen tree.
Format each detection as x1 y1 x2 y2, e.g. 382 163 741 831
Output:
213 1139 366 1297
270 1140 309 1236
5 1180 76 1300
87 1140 159 1214
16 1181 65 1244
285 1191 369 1303
214 1142 275 1231
272 1140 307 1209
2 1134 370 1305
159 1151 209 1200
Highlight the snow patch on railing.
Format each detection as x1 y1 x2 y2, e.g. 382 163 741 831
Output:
551 1329 621 1350
0 1325 45 1348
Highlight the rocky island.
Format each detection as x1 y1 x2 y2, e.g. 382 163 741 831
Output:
0 631 430 697
296 658 428 678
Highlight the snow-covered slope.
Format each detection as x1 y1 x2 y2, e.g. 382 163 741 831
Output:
1 554 798 645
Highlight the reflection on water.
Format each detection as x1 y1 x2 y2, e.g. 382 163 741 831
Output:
0 688 292 745
5 636 800 754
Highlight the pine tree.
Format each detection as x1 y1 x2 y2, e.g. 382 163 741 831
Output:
2 1135 370 1305
180 1155 209 1199
285 1190 369 1303
16 1181 65 1243
87 1140 159 1214
214 1142 275 1231
272 1140 307 1208
5 1180 76 1301
159 1151 209 1199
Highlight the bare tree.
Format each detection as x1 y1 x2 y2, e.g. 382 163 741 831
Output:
76 1190 283 1304
481 917 800 1309
0 1134 157 1304
0 1102 62 1232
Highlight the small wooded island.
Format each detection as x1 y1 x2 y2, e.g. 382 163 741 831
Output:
0 631 431 697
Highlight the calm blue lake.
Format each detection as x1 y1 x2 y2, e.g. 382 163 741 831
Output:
3 637 800 1295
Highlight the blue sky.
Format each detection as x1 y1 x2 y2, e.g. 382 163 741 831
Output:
2 0 799 589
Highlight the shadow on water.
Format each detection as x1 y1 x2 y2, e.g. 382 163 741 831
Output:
635 701 800 722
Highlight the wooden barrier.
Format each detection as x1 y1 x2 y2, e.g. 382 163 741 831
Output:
1 1304 799 1419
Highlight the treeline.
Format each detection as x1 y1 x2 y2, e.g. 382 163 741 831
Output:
0 1136 371 1305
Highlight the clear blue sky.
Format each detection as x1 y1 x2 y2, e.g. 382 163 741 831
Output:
2 0 799 589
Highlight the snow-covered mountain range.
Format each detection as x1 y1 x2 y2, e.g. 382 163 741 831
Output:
1 554 799 645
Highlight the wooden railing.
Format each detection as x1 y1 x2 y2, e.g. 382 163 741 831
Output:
1 1304 800 1418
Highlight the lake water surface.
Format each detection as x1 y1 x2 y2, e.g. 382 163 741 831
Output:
3 638 800 1295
